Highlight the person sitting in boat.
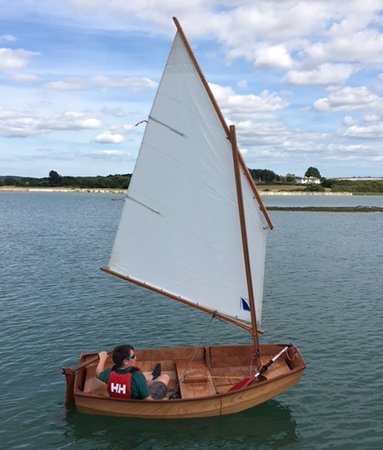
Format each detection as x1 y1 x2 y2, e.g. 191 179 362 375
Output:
96 344 169 400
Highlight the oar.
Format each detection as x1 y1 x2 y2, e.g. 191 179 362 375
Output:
228 345 291 392
63 350 113 375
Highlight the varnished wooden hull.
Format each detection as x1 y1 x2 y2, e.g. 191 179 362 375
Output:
63 343 305 419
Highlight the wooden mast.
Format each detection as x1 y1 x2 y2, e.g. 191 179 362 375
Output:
173 17 264 362
229 125 261 367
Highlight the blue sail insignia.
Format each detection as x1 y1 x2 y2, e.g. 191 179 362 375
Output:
240 297 250 311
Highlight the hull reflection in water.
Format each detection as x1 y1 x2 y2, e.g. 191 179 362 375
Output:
65 399 299 448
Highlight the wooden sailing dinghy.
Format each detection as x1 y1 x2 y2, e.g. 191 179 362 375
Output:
63 17 305 419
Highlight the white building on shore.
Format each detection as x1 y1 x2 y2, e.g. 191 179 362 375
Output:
297 176 321 185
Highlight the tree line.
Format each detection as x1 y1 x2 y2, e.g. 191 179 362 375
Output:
249 166 321 183
1 168 382 194
1 168 305 188
0 171 131 189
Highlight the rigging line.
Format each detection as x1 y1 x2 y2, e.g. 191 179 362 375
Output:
171 312 217 395
213 312 265 338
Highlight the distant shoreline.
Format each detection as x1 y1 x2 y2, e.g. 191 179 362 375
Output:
268 206 383 212
259 191 353 196
2 187 382 212
0 187 126 194
0 186 373 196
0 186 381 196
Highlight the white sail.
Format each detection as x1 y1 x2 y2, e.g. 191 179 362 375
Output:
108 31 269 322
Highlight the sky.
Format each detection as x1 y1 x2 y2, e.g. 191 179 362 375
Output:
0 0 383 179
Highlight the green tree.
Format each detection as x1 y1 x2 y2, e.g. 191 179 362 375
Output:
305 183 325 192
321 178 334 188
304 166 321 178
49 170 62 186
285 173 296 183
249 168 279 183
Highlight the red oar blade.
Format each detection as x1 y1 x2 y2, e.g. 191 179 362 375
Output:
228 376 254 392
228 346 291 393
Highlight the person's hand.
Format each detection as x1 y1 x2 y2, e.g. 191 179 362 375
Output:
98 351 108 360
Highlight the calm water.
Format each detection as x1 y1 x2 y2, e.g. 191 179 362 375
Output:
1 192 382 449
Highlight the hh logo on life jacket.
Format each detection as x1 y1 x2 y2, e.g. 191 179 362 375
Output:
110 383 126 394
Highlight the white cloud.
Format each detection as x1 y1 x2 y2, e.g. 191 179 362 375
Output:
0 108 102 137
0 108 39 137
327 143 369 153
124 123 137 131
96 150 124 156
210 84 288 122
49 112 101 130
0 34 16 42
88 149 135 163
255 45 293 69
0 48 39 72
67 1 382 76
312 29 383 65
9 73 39 84
343 115 354 126
313 86 383 112
237 80 248 90
95 131 125 144
340 112 383 139
100 107 126 117
286 63 354 85
364 113 381 122
47 76 158 92
343 122 383 139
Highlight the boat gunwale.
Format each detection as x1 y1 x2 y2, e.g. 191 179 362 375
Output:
67 344 306 404
73 366 305 404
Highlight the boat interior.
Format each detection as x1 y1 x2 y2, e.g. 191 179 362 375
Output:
73 344 303 400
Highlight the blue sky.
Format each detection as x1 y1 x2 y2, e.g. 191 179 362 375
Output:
1 0 382 178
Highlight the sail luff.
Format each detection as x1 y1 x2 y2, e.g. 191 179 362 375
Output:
101 267 254 334
172 17 230 136
172 16 272 230
229 126 261 361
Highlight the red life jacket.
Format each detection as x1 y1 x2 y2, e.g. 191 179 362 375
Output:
107 369 133 399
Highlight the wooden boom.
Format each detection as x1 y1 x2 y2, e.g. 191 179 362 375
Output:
101 267 264 335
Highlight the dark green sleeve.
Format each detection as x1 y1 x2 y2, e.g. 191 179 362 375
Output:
131 371 150 399
98 368 111 384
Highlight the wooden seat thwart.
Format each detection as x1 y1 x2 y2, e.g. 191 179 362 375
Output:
175 360 217 399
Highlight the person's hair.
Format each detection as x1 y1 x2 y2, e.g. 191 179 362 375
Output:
112 344 134 368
